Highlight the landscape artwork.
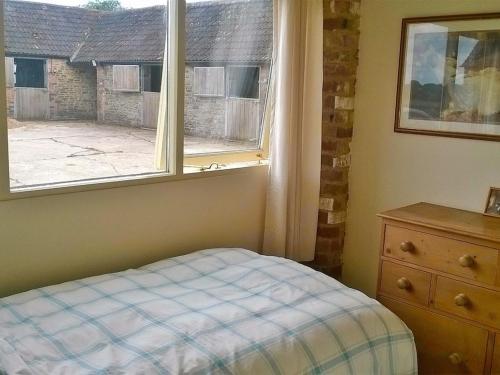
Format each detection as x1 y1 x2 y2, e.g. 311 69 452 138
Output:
395 14 500 141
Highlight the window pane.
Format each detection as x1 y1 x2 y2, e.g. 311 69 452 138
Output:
184 0 273 157
4 0 169 190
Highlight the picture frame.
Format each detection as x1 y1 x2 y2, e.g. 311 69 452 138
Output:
484 187 500 218
395 13 500 142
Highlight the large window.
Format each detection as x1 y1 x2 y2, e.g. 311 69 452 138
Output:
14 58 46 88
0 0 273 197
227 66 260 100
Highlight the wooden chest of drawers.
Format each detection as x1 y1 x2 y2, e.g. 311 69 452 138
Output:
377 203 500 374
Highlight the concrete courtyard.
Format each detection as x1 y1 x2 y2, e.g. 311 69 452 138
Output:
8 120 256 188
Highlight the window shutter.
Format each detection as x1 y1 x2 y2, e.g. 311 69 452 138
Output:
5 57 15 87
112 65 140 92
194 67 224 96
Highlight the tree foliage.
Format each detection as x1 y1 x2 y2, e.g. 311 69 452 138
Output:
83 0 122 11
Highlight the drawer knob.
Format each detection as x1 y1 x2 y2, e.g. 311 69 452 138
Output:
458 254 475 267
396 277 411 290
400 241 414 252
448 352 463 365
454 293 469 307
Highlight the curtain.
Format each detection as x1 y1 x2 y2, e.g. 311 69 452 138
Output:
262 0 323 261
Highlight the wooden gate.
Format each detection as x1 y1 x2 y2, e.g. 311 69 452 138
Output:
225 99 260 141
15 88 49 120
143 92 161 128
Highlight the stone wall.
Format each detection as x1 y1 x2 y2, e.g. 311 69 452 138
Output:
6 87 15 118
184 65 226 138
5 58 97 121
48 59 97 120
184 64 270 139
97 64 143 127
96 63 270 136
308 0 360 278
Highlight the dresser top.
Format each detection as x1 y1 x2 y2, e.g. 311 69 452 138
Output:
378 202 500 243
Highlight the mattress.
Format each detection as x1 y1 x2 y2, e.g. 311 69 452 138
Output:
0 248 417 374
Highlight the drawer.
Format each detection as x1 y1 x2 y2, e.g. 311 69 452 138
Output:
492 334 500 375
379 296 489 374
383 225 499 285
379 261 431 306
434 276 500 330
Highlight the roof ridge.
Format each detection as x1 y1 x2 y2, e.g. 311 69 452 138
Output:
6 0 101 13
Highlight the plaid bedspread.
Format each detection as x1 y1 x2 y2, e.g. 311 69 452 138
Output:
0 248 416 374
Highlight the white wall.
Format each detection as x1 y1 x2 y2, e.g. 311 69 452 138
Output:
0 167 268 296
343 0 500 296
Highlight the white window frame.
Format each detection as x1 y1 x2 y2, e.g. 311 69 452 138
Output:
0 0 270 201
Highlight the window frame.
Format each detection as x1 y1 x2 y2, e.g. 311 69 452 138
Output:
0 0 270 201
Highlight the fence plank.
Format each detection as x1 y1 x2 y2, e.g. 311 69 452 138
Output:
15 87 49 120
225 99 260 140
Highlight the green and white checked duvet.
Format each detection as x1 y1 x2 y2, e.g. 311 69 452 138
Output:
0 249 417 374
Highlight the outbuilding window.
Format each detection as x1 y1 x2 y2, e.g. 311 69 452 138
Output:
112 65 140 92
14 58 46 88
143 65 163 93
227 66 260 100
193 67 225 96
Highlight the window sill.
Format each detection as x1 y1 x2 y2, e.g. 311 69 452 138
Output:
0 162 268 202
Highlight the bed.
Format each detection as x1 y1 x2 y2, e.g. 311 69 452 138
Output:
0 248 416 374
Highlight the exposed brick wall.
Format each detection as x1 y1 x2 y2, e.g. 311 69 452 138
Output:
308 0 360 278
48 59 97 120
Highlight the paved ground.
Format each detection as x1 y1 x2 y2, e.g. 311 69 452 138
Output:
8 121 256 188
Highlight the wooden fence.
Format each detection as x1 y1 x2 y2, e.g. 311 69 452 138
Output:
15 87 49 121
225 99 260 141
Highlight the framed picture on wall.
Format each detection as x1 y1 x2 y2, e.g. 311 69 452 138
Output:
484 187 500 217
395 13 500 142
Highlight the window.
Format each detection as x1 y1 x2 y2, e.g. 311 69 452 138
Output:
227 66 260 100
193 67 224 96
143 65 163 93
184 0 272 164
112 65 140 92
0 0 273 197
14 58 46 88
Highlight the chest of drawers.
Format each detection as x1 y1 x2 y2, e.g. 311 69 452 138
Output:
377 203 500 374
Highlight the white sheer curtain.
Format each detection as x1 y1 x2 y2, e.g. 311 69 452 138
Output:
262 0 323 261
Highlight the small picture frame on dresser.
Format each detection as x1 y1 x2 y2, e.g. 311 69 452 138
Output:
484 187 500 217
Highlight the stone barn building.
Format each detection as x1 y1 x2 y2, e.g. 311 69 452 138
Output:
3 0 272 141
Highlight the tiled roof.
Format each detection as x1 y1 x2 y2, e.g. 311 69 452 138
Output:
461 37 500 71
4 0 273 64
186 0 272 63
4 1 99 58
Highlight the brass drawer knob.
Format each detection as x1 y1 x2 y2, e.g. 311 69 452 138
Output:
397 277 411 290
454 293 469 307
458 254 475 267
448 352 463 365
400 241 414 252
